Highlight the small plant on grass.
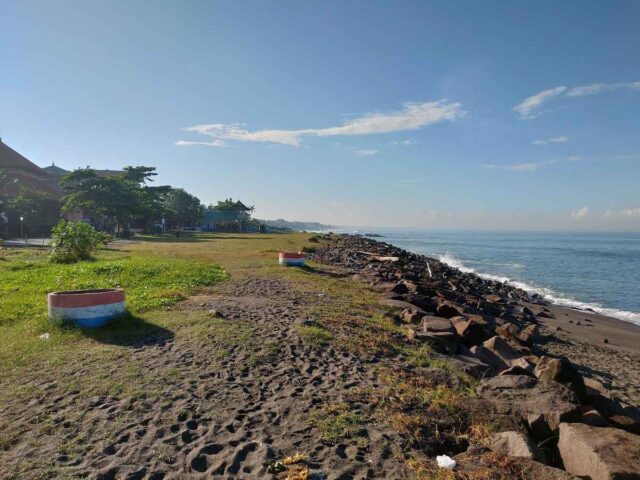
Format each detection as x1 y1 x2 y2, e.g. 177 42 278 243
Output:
49 220 105 263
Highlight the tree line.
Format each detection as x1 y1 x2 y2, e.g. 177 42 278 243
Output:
1 165 252 238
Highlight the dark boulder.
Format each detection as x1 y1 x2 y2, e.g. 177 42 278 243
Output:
534 356 587 401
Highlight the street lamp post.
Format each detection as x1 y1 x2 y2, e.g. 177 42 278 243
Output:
19 216 24 243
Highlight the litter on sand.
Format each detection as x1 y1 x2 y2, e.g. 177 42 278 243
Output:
436 455 457 469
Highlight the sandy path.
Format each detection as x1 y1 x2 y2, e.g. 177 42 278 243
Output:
0 276 408 479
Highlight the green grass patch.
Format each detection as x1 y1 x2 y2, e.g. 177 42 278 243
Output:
0 248 227 376
308 403 367 445
0 249 227 325
296 324 333 347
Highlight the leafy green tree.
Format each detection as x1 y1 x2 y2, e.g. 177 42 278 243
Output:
7 187 61 235
164 188 204 228
213 198 238 211
60 166 172 237
210 198 254 213
61 169 139 237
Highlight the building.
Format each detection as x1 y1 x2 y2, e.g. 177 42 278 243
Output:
0 139 63 237
0 139 63 199
202 201 253 232
0 139 125 237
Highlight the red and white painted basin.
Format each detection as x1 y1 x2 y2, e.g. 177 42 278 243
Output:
47 288 125 328
278 251 305 266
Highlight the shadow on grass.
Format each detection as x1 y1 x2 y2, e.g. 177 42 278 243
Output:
300 264 348 279
74 312 174 347
130 233 211 243
130 233 278 243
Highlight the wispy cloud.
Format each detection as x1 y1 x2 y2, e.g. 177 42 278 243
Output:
566 81 640 97
514 81 640 119
392 176 427 187
513 86 566 119
488 152 638 173
174 139 226 147
604 207 640 220
532 136 569 146
503 159 560 172
571 206 590 219
355 149 378 156
177 100 464 147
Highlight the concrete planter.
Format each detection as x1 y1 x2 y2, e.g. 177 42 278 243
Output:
47 288 125 328
278 251 305 267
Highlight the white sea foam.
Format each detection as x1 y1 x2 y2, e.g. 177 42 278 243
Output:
437 253 640 326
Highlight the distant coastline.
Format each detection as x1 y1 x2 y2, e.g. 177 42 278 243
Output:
257 218 336 232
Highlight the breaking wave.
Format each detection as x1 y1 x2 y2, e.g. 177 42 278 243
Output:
437 252 640 326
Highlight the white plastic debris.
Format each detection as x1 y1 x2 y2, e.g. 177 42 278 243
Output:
39 333 51 341
436 455 457 469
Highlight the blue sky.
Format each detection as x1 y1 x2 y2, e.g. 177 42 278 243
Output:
2 0 639 230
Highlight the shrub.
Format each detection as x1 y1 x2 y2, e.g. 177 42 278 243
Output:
98 231 114 247
49 221 104 263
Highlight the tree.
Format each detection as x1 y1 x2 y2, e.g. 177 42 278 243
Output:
7 187 61 235
210 198 254 213
60 166 175 237
61 169 138 237
164 188 204 228
213 198 238 211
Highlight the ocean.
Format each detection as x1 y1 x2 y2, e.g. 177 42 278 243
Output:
337 229 640 326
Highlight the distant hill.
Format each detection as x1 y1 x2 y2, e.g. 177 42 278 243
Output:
257 218 334 232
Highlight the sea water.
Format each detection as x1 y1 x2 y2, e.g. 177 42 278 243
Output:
342 229 640 326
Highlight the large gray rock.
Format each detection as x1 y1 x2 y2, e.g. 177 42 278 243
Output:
421 316 455 334
452 345 492 378
455 450 580 479
436 301 464 319
472 336 533 373
496 322 520 341
534 356 587 401
477 375 580 438
518 324 540 345
451 316 490 347
558 422 640 480
400 307 426 324
491 431 546 463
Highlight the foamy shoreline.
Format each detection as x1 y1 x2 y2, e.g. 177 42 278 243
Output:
434 252 640 326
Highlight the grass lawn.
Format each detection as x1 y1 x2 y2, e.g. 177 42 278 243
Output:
0 232 314 392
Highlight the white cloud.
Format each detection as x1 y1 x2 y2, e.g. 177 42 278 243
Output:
514 81 640 118
513 86 567 119
183 123 305 146
174 139 226 147
355 149 378 156
503 159 559 172
489 152 636 173
532 135 569 146
177 100 464 147
566 81 640 97
604 208 640 219
571 206 590 219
